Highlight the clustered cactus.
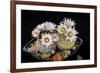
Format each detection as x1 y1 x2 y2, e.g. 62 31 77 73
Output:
27 18 79 61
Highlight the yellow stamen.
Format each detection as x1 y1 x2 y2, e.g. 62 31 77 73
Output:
60 27 65 32
68 31 73 37
44 38 49 43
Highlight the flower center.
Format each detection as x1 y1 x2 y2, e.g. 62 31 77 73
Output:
60 27 65 32
44 37 50 43
68 31 73 37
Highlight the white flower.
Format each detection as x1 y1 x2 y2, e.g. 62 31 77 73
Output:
32 28 40 38
36 24 43 31
60 18 76 27
52 33 59 42
39 21 56 32
41 34 53 46
57 24 67 34
65 27 78 41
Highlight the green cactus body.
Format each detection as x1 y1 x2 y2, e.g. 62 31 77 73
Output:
57 38 76 50
36 39 56 54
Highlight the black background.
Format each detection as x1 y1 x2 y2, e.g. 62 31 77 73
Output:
21 10 90 63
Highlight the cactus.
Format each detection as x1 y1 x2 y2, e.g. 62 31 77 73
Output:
57 38 75 50
36 39 56 54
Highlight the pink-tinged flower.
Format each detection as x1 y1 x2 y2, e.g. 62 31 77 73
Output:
32 28 40 38
39 21 56 32
41 33 53 46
